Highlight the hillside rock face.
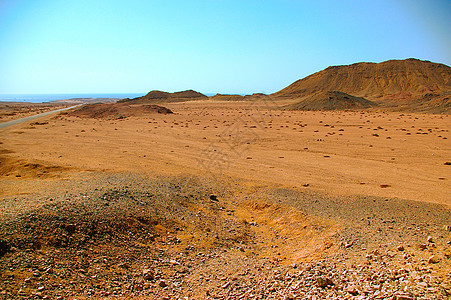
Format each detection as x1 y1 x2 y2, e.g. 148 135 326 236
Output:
119 90 207 104
274 59 451 111
284 91 377 111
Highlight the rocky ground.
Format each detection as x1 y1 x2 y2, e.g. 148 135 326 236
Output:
0 173 450 299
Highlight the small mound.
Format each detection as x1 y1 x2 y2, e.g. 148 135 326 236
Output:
119 89 207 104
69 103 173 119
284 91 377 111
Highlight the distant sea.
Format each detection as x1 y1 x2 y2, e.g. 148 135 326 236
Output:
0 93 145 103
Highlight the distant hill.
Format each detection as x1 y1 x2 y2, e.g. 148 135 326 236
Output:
274 58 451 112
119 90 207 104
69 103 173 119
284 91 377 111
208 93 271 101
209 94 245 101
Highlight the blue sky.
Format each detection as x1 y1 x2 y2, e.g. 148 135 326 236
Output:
0 0 450 95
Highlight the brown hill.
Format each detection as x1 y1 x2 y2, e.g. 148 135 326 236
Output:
209 94 245 101
209 93 271 101
119 90 207 104
274 59 451 111
284 91 378 111
69 103 173 119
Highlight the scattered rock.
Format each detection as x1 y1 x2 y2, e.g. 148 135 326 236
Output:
427 255 441 264
444 249 451 258
142 269 154 281
118 263 130 269
158 279 167 287
346 286 359 296
0 240 10 257
394 294 414 300
316 276 334 288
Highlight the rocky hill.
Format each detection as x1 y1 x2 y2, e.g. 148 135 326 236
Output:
284 91 377 111
68 103 173 119
274 59 451 112
209 94 245 101
120 90 207 104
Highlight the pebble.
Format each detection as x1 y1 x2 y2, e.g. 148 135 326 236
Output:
316 276 334 288
158 280 167 287
142 269 154 281
427 255 440 264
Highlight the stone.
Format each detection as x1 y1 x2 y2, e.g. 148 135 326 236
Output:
444 248 451 258
0 240 10 257
118 263 130 269
158 279 167 287
142 269 154 281
316 276 334 288
427 255 441 264
346 286 359 296
427 236 433 243
397 245 404 251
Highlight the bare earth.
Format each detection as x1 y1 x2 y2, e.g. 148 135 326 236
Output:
0 101 450 299
1 100 449 205
0 102 71 124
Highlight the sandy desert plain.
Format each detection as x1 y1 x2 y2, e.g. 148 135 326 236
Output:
0 96 450 300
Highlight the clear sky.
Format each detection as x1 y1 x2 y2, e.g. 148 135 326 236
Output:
0 0 450 95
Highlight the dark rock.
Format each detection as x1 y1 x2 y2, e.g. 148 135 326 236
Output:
142 269 154 281
0 240 10 257
158 279 167 287
317 276 334 288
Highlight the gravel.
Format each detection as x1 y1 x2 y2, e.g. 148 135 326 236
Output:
0 172 450 299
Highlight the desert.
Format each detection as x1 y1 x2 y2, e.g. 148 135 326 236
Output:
0 60 450 300
0 59 450 299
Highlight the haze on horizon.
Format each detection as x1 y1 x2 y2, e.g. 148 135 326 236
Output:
0 0 450 95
